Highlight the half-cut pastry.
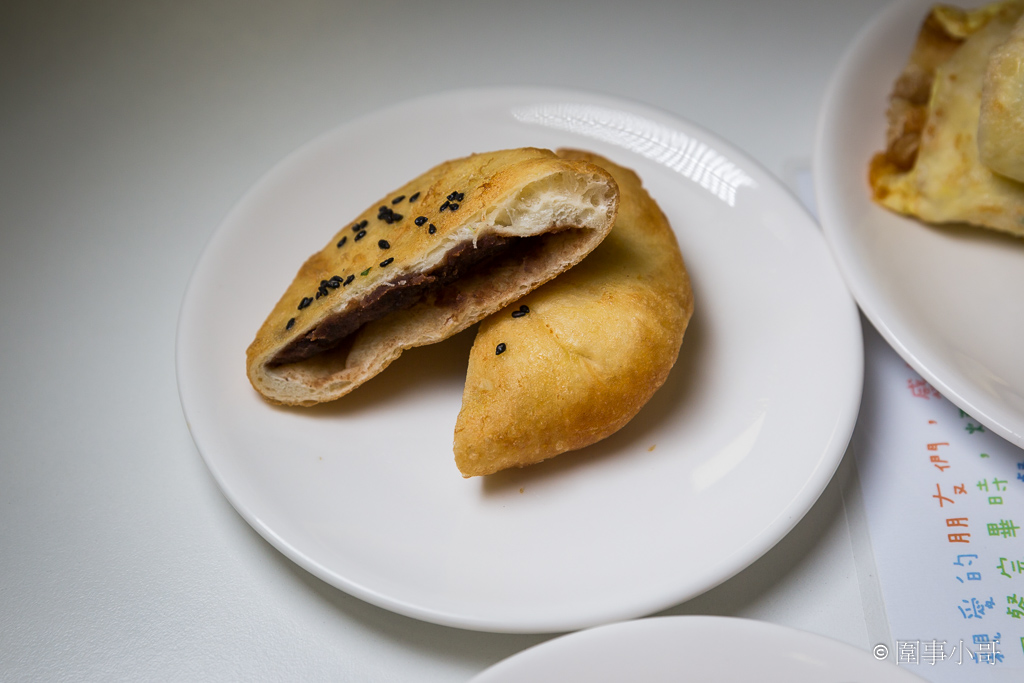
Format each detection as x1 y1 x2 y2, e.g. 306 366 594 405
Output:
454 150 693 477
246 148 619 405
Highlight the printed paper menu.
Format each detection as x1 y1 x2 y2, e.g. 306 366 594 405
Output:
855 326 1024 682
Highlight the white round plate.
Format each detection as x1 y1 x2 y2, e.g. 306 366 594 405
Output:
816 0 1024 448
177 87 862 633
470 617 926 682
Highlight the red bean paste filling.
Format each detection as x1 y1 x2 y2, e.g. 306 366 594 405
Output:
269 231 569 367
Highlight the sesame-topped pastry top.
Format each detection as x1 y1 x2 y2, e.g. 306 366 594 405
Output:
246 147 620 406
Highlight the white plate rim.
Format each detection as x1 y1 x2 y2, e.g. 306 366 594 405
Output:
470 616 927 682
814 0 1024 448
177 86 863 633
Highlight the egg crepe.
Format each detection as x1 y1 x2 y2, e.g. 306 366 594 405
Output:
869 1 1024 237
978 7 1024 181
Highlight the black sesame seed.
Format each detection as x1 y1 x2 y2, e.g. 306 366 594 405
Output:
344 275 354 286
329 275 343 283
495 343 507 355
428 224 436 234
511 305 530 318
326 279 341 289
355 230 367 241
409 192 420 202
298 297 313 310
447 191 459 201
378 239 390 249
337 236 347 248
392 195 405 204
439 200 451 212
352 223 362 232
286 317 295 330
414 216 427 226
359 219 368 228
380 257 394 267
455 192 464 201
376 206 403 224
449 202 459 211
315 290 323 299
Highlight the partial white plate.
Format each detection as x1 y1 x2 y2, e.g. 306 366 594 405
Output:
816 0 1024 448
470 617 926 682
177 87 862 633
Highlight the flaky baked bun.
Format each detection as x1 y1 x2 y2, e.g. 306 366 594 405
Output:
454 150 693 476
246 147 619 406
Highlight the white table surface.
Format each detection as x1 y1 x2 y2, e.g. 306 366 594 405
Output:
1 1 892 680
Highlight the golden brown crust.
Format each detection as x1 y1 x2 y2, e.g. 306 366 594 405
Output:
453 150 693 477
246 148 620 405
